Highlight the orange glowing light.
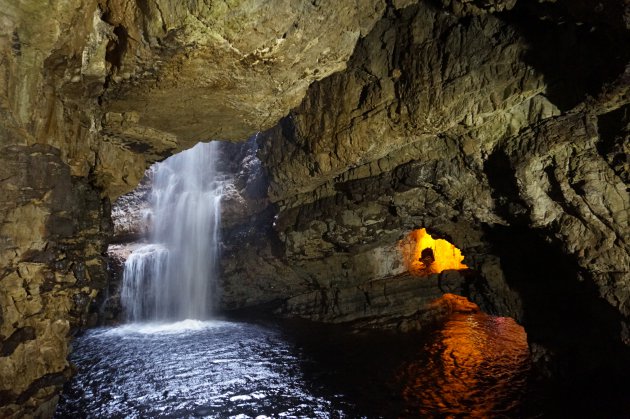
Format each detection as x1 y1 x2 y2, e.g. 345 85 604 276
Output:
396 296 530 418
400 228 468 276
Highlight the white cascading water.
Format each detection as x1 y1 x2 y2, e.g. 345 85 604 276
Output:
121 142 223 322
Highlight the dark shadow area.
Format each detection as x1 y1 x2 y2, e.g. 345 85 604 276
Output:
89 254 124 326
597 104 629 184
483 149 529 222
105 26 128 71
272 319 413 418
484 224 630 417
598 105 628 155
503 1 630 111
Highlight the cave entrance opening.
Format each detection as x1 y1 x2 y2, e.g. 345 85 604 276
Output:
399 228 468 276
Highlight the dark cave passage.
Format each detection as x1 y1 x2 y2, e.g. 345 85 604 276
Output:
504 0 630 112
484 224 630 416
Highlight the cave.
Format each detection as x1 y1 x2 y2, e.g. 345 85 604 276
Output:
0 0 629 417
400 228 469 275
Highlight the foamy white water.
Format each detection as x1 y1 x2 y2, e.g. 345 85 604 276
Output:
121 142 223 321
101 319 229 336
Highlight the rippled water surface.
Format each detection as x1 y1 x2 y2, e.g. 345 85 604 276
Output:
56 314 533 418
56 320 351 418
397 313 530 417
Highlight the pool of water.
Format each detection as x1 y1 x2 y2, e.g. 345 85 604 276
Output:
396 313 530 417
56 313 532 418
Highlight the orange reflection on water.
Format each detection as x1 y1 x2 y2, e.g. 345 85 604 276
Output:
397 297 530 417
400 228 468 276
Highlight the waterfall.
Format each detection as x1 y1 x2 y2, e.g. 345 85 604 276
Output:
121 142 223 321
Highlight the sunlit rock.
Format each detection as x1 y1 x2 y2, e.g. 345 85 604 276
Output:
399 228 468 276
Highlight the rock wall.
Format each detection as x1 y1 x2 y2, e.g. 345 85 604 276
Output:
0 1 388 416
0 145 110 416
221 0 630 382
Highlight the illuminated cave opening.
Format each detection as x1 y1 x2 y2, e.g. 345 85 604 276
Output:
400 228 468 276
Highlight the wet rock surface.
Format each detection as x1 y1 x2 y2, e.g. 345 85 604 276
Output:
223 0 630 395
0 145 110 417
1 1 387 414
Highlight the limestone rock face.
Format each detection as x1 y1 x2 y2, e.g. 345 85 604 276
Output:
1 0 387 200
111 177 151 242
99 0 387 152
0 145 110 417
259 4 551 207
280 271 479 331
502 112 629 315
0 1 389 416
440 0 517 16
238 1 555 319
221 0 629 382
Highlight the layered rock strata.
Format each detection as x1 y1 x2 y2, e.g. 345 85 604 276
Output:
0 145 110 416
0 1 387 415
222 0 630 383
